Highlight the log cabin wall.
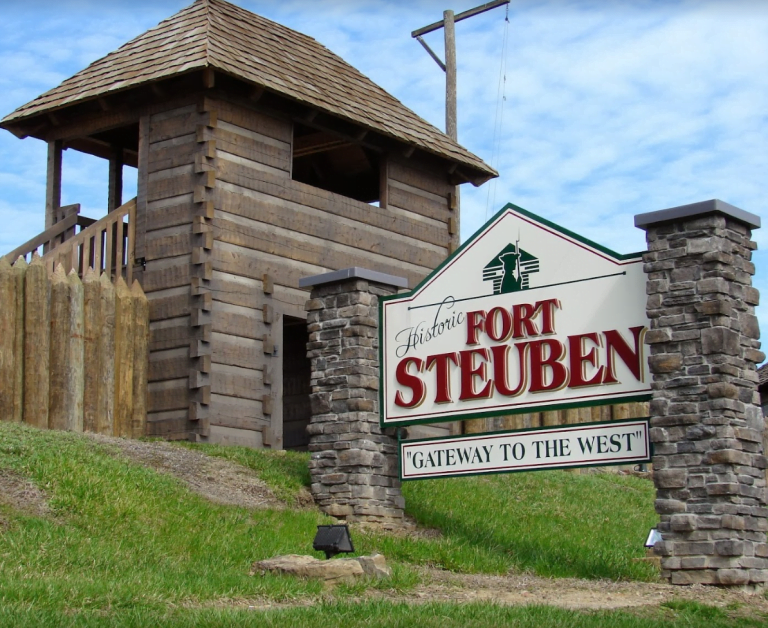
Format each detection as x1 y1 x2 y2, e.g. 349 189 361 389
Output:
142 97 216 441
174 93 461 448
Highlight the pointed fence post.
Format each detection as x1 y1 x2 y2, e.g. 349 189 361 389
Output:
67 269 84 432
131 280 148 438
0 258 16 421
24 254 49 429
11 257 27 423
82 268 100 433
98 273 116 435
114 277 134 438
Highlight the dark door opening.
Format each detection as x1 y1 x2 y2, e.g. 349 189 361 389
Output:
282 316 312 450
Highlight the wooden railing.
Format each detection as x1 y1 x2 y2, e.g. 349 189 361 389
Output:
5 204 95 262
4 198 137 283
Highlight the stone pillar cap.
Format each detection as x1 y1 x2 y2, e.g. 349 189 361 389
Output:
299 267 408 289
634 199 760 230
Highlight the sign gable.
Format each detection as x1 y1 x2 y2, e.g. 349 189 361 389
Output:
379 203 651 427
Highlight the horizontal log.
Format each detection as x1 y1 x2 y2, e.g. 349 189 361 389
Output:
150 106 207 143
388 185 449 223
215 124 290 172
214 99 291 143
215 170 450 248
213 213 432 282
215 187 446 265
147 288 190 321
211 363 264 401
148 350 190 382
212 302 267 340
148 137 199 172
148 378 189 412
211 332 263 371
388 155 454 197
210 271 307 315
149 316 191 351
143 256 191 292
147 174 196 203
145 197 195 232
210 393 267 431
145 227 193 261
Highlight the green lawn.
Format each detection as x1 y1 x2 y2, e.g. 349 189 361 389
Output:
1 421 763 627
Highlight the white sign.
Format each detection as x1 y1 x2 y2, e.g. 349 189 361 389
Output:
380 204 651 428
400 419 651 480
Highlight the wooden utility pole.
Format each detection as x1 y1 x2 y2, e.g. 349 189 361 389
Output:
412 0 509 142
412 1 508 238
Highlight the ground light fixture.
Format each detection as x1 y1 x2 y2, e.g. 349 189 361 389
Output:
313 524 354 559
644 528 662 548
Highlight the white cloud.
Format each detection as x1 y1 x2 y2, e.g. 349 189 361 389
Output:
0 0 766 342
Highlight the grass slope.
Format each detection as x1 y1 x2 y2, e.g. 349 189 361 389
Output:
4 421 754 628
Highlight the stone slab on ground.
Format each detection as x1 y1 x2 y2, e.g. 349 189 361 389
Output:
251 553 390 584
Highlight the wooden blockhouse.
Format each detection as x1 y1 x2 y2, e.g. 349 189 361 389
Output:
1 0 496 448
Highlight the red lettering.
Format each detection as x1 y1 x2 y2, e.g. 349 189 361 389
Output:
491 343 529 396
535 298 561 335
486 307 513 342
602 326 645 383
466 310 486 345
459 348 494 400
528 339 568 392
568 333 604 388
426 352 459 404
394 357 426 408
512 303 539 338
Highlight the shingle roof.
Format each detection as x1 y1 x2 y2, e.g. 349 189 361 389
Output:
758 363 768 388
1 0 496 183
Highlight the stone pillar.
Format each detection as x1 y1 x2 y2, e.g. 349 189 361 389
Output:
300 268 408 525
635 200 767 587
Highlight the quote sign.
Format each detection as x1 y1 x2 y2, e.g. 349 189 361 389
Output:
400 419 651 481
380 203 651 428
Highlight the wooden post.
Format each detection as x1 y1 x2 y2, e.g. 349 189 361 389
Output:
48 264 68 431
67 269 85 432
11 257 27 423
108 146 123 212
0 258 15 421
45 140 63 230
444 9 457 142
131 280 148 438
24 254 50 429
82 268 100 433
98 273 116 435
134 115 150 265
114 277 134 438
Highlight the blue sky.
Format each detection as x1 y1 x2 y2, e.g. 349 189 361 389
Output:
1 0 766 347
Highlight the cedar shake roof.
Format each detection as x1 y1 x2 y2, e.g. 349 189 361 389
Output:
759 363 768 388
1 0 496 184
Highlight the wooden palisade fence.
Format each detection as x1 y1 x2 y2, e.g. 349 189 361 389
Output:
0 254 148 437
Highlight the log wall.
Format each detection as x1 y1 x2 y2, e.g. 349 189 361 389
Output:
148 95 459 448
0 256 147 436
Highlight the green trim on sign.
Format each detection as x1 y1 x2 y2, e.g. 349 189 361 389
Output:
398 417 653 482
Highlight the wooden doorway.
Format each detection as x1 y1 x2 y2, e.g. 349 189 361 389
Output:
282 316 312 450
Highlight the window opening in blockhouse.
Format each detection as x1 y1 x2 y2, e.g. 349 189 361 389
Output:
282 315 313 451
292 122 380 204
61 122 140 219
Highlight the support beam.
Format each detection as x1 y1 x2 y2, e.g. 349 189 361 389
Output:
108 146 123 212
45 139 63 229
